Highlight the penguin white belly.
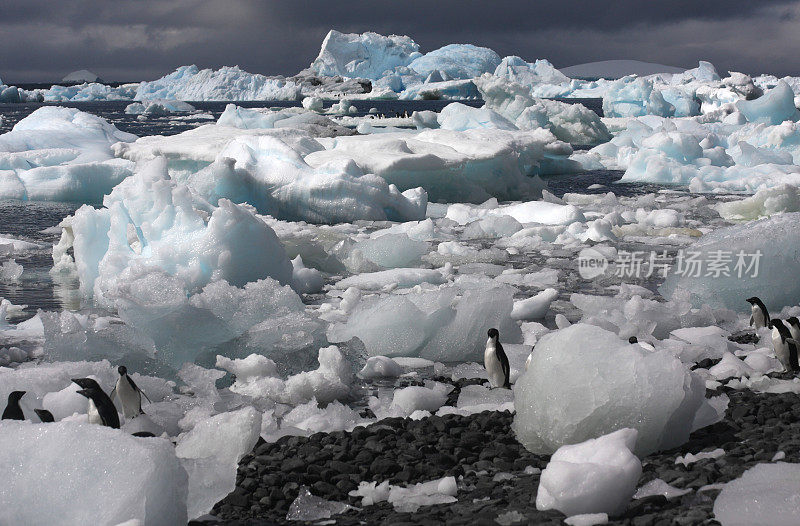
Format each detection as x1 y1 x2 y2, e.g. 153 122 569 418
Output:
752 306 766 329
524 352 533 371
87 399 103 425
116 378 142 420
772 328 791 370
484 346 505 388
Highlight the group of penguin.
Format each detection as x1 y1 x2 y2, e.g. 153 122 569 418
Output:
482 295 800 391
2 365 152 434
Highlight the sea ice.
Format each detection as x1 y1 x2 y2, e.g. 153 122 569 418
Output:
286 486 355 521
536 428 642 516
514 324 706 456
713 463 800 526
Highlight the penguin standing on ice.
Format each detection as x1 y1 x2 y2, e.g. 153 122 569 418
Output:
787 317 800 343
771 319 799 373
110 365 150 420
2 391 25 420
72 378 120 428
747 297 770 329
485 328 510 389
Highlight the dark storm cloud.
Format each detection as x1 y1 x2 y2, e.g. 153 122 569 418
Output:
2 0 800 82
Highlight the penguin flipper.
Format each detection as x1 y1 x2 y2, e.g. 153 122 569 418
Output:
140 389 152 405
109 384 117 400
749 315 754 327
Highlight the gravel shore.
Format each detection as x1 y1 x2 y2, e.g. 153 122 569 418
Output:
199 375 800 526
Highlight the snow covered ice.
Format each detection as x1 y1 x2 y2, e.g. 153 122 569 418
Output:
713 463 800 526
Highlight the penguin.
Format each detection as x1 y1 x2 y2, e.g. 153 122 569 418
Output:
2 391 25 420
770 320 799 373
132 431 156 438
746 297 770 329
787 317 800 343
34 409 54 423
628 336 638 344
485 328 510 388
110 365 151 420
72 378 120 429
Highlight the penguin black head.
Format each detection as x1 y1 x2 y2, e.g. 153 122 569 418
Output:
34 408 54 423
628 336 638 344
72 378 101 390
8 391 25 402
788 317 800 329
118 365 127 376
746 297 758 304
773 319 790 339
487 328 499 339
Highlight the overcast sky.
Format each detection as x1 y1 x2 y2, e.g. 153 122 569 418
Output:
3 0 800 82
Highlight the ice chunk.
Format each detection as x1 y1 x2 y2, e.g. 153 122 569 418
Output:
409 44 501 80
125 99 195 115
286 486 356 521
660 212 800 311
494 56 569 88
136 65 301 101
175 406 262 519
536 428 642 517
0 422 187 525
336 268 447 291
446 200 585 226
736 81 799 125
350 476 458 512
309 30 421 79
291 255 324 294
495 510 528 526
564 513 609 526
633 479 691 499
713 463 800 526
602 78 674 118
0 259 23 281
278 399 368 438
676 448 725 466
715 184 800 221
511 288 558 321
67 157 293 305
391 382 449 416
349 234 428 269
359 356 404 379
514 324 705 456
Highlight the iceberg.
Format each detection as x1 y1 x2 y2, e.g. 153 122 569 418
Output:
136 65 302 101
408 44 501 80
309 30 421 79
493 56 570 88
125 99 196 115
62 69 103 83
513 324 706 456
0 106 136 202
736 80 800 125
603 77 675 118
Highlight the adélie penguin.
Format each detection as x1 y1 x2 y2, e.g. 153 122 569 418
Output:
485 328 510 389
747 297 770 329
2 391 25 420
72 378 120 429
34 408 55 423
787 317 800 343
771 320 800 373
110 365 150 420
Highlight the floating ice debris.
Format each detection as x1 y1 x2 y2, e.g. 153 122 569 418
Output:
633 478 691 499
0 259 23 281
349 476 458 513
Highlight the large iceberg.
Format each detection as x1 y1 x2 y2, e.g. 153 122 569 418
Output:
309 30 421 79
513 324 706 456
493 56 570 88
602 77 675 118
136 65 302 101
0 106 136 202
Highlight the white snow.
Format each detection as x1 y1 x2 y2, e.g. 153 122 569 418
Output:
536 428 642 517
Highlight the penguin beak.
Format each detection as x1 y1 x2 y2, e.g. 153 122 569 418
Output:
75 389 91 398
